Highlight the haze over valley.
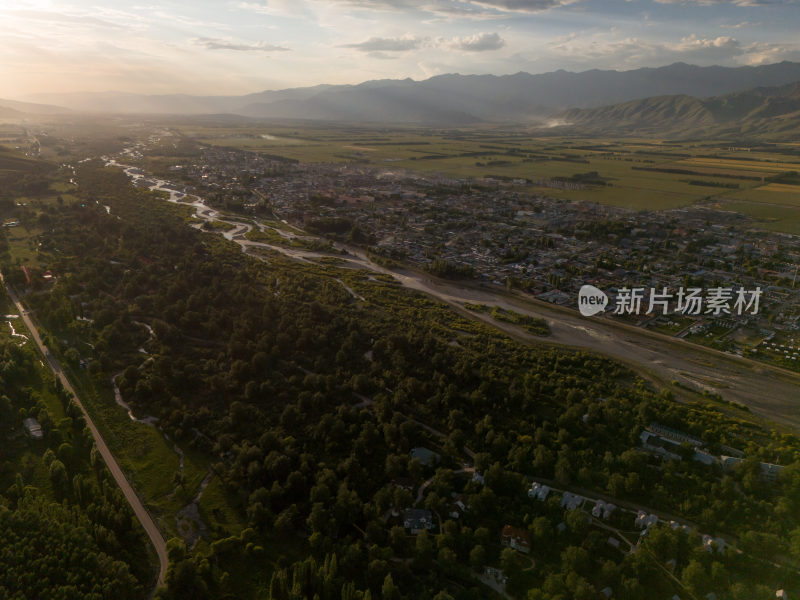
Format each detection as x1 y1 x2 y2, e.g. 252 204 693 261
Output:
2 2 800 600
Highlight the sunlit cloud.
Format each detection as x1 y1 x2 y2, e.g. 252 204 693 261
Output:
450 32 506 51
192 37 290 52
341 36 424 52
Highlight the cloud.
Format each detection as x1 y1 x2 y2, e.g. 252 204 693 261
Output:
471 0 577 10
326 0 580 15
451 32 505 51
538 29 800 72
236 1 317 19
653 0 796 5
192 37 289 52
665 35 753 62
720 21 758 28
341 36 423 52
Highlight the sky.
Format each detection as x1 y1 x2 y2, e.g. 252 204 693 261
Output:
1 0 799 99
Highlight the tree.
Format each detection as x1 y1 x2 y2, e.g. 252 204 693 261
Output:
681 560 707 596
500 547 523 582
381 573 399 600
469 545 487 569
48 459 68 492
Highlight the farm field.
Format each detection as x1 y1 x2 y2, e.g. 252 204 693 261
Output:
180 123 800 229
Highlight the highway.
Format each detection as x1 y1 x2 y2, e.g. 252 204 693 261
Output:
1 273 168 595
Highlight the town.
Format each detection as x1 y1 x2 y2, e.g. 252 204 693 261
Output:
123 140 800 373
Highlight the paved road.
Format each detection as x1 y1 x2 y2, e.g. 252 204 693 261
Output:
1 274 168 594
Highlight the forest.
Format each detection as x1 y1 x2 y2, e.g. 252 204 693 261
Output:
2 159 800 599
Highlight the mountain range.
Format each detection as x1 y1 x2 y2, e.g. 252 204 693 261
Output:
556 80 800 139
1 62 800 139
7 61 800 125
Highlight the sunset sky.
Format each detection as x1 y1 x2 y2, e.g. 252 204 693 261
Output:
2 0 799 99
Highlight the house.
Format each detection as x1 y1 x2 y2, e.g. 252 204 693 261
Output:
23 417 43 440
702 534 727 554
591 499 616 520
500 525 531 554
635 511 658 529
449 493 468 519
668 520 692 535
607 537 620 549
528 481 550 501
471 471 485 486
600 587 613 599
560 492 583 511
410 447 440 467
403 509 434 534
776 590 789 599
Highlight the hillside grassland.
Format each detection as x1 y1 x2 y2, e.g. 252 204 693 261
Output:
182 123 800 228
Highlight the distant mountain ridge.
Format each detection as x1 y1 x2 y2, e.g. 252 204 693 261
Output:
0 98 71 115
555 80 800 139
19 61 800 124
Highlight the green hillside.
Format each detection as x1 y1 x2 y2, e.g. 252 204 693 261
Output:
557 81 800 140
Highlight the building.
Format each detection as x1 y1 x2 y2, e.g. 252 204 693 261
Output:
635 511 658 530
647 422 703 446
403 509 434 534
527 481 550 501
23 417 43 440
560 492 583 511
721 456 785 482
591 499 616 520
500 525 531 554
702 534 727 554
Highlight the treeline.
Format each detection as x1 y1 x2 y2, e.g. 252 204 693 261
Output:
632 165 762 181
425 258 475 279
686 180 740 189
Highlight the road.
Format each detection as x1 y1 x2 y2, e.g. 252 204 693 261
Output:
1 273 168 595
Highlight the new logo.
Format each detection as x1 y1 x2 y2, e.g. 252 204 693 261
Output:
578 285 608 316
